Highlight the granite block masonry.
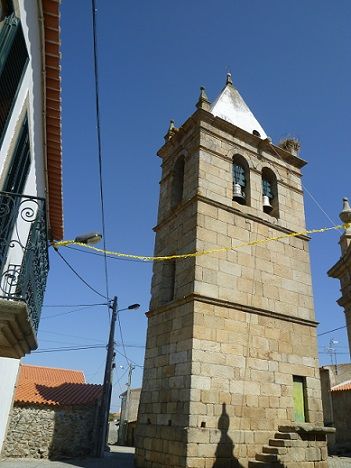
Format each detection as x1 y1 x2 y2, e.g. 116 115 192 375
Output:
2 405 97 459
134 74 330 467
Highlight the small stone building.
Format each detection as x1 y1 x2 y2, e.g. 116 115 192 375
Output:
329 380 351 450
2 364 102 459
118 387 141 446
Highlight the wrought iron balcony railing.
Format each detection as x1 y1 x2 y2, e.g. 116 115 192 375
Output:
0 191 49 333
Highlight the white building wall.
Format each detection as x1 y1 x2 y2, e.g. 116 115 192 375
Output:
0 0 45 453
0 0 46 283
0 358 20 452
0 0 45 198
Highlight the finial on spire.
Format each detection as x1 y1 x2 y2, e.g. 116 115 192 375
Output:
164 120 178 142
196 86 210 111
226 72 233 86
340 197 351 228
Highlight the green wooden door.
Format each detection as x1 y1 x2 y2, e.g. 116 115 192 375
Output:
293 377 306 422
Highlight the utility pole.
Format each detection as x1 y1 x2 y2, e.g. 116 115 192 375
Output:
97 296 117 457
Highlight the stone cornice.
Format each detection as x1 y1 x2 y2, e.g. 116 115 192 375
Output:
147 293 318 328
154 193 310 242
157 108 307 170
328 245 351 278
337 295 351 309
197 127 303 179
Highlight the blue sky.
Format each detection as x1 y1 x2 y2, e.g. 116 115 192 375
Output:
25 0 351 411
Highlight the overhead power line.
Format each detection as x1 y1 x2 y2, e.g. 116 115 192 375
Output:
41 305 95 320
318 325 347 337
43 303 107 308
91 0 110 304
55 249 107 299
33 343 145 353
33 344 106 354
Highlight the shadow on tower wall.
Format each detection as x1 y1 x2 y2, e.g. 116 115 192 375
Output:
213 403 243 468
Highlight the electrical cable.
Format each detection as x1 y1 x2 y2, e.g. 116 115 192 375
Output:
55 248 107 299
269 143 337 226
117 313 130 366
41 305 96 320
32 345 107 353
33 343 144 353
91 0 110 306
318 325 347 337
42 303 108 308
115 349 143 368
39 329 107 343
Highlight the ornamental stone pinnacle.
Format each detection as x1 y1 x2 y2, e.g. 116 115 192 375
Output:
196 86 210 111
340 197 351 227
164 119 178 142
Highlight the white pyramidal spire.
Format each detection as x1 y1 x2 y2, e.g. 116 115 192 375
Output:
210 73 267 139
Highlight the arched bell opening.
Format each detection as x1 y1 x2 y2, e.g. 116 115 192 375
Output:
232 154 250 206
262 167 279 218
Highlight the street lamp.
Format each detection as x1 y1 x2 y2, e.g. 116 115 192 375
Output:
98 297 140 457
74 232 102 245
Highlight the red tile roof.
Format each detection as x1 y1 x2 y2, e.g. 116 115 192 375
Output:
15 364 102 406
331 380 351 392
19 364 85 384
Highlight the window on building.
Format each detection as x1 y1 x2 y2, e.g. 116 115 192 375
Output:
232 154 250 205
0 1 13 23
262 167 279 217
161 260 176 303
171 156 185 209
0 9 29 146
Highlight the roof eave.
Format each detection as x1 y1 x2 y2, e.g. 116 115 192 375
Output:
40 0 63 241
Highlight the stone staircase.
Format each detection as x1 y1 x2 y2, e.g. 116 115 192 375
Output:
248 426 328 467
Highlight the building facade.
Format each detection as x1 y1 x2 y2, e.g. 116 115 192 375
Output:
135 75 329 467
328 197 351 358
0 0 62 452
118 387 141 446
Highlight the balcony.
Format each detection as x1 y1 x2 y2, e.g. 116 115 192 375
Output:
0 192 49 358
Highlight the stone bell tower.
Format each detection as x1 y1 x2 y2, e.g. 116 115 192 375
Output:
135 74 329 468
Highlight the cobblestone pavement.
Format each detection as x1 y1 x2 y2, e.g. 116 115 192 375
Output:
0 446 134 468
1 449 351 468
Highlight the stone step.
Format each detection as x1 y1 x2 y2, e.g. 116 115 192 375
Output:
269 438 296 447
274 432 299 440
262 445 288 455
248 460 281 467
255 452 279 463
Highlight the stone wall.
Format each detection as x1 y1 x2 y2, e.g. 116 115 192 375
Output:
2 403 98 459
331 390 351 449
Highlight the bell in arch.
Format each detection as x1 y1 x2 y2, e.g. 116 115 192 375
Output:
233 183 245 204
263 195 273 213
